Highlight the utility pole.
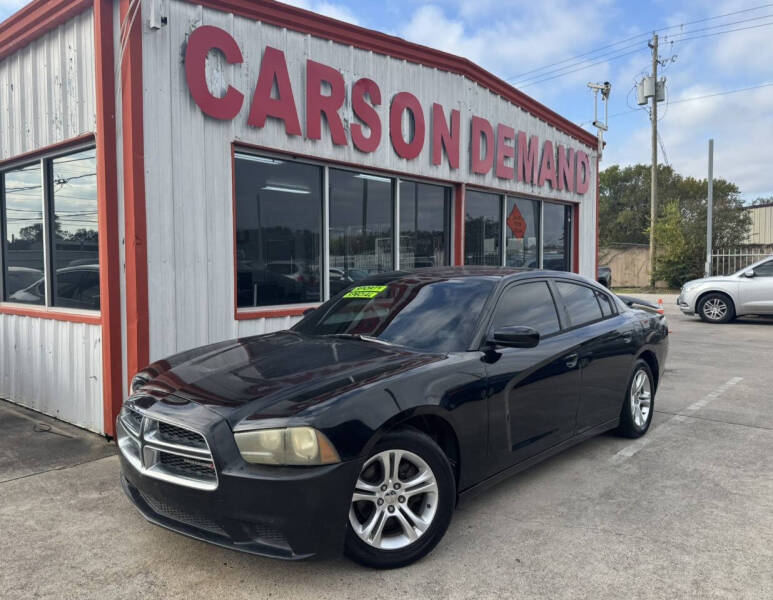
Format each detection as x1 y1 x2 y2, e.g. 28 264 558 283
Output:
649 33 659 287
706 139 714 277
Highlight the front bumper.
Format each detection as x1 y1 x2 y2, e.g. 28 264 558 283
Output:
117 413 362 560
677 294 694 315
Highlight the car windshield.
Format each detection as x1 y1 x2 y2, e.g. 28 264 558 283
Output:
293 276 496 352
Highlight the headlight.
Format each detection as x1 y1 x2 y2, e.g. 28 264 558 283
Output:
130 372 149 394
234 427 340 466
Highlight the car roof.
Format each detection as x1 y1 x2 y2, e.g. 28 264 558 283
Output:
355 266 594 286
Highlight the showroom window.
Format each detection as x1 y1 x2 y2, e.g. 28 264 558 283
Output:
465 191 572 272
399 181 451 270
464 190 501 266
234 152 453 310
329 169 394 285
0 146 99 310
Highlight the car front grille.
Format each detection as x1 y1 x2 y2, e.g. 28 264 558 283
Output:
139 491 226 536
117 406 218 491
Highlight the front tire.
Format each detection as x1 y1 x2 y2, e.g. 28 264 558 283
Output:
344 428 455 569
617 360 655 438
698 292 735 323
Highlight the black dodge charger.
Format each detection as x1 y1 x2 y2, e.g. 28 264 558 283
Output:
118 267 668 568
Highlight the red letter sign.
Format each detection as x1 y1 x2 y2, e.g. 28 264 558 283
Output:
538 140 557 189
470 117 494 174
247 46 301 136
517 132 539 184
576 151 590 194
306 60 347 145
351 78 382 153
557 145 575 192
390 92 425 160
185 26 244 120
495 124 515 180
431 104 460 169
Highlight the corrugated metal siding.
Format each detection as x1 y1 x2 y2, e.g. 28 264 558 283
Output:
0 314 103 432
746 205 773 245
0 9 96 160
0 10 102 432
142 0 598 361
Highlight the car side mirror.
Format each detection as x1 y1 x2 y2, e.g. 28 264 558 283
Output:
489 326 540 348
743 269 756 278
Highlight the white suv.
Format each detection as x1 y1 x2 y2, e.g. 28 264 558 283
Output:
677 256 773 323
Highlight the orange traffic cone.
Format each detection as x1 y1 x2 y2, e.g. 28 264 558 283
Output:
657 299 665 314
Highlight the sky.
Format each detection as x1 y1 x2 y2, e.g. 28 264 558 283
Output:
1 0 772 202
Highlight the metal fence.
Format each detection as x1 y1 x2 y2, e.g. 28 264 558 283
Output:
711 248 772 276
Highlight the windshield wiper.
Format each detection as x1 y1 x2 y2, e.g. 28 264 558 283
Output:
323 333 396 346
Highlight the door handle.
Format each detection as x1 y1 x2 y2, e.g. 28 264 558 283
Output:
622 332 633 344
564 353 579 369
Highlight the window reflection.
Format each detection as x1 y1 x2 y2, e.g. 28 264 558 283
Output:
505 197 539 269
235 154 322 307
329 169 393 292
52 149 100 310
543 202 572 271
3 163 45 304
465 190 500 265
399 180 450 270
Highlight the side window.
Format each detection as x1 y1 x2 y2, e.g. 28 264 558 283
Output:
555 281 604 327
595 290 615 317
753 260 773 277
491 281 561 337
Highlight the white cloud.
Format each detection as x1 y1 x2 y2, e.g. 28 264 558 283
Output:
277 0 360 25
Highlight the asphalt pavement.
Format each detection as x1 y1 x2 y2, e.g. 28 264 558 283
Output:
1 293 771 599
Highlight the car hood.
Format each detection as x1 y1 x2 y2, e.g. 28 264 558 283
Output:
137 331 442 424
683 275 739 287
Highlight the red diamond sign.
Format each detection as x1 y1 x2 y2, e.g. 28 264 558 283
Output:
507 204 527 239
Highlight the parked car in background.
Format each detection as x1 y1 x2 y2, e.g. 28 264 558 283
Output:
9 265 100 310
5 266 44 297
597 265 612 288
677 255 773 323
118 267 668 568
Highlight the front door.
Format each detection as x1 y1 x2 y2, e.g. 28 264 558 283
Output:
484 280 581 472
739 259 773 314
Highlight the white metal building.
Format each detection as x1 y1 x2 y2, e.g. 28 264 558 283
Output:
0 0 599 435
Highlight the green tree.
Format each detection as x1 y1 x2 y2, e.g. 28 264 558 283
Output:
600 164 751 286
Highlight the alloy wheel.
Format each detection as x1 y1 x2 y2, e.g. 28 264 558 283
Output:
630 369 652 428
703 298 728 321
349 449 439 550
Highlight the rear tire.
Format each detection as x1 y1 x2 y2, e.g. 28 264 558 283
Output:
617 359 655 438
698 292 735 323
344 428 455 569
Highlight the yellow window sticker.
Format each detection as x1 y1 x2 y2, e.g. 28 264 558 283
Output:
343 285 388 299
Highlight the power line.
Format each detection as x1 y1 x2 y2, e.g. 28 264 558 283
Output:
664 19 773 43
580 82 773 125
505 2 773 83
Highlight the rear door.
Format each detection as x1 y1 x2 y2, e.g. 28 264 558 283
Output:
553 280 637 431
483 280 582 471
739 260 773 314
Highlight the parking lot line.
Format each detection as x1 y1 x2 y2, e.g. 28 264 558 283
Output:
610 376 744 464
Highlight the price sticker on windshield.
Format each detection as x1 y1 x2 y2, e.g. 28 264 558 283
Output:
343 285 388 299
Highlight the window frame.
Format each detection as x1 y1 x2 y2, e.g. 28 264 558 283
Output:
479 277 567 349
551 278 614 331
233 147 456 318
465 187 574 272
0 141 99 317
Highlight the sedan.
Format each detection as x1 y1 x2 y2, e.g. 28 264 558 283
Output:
117 267 668 568
677 255 773 323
